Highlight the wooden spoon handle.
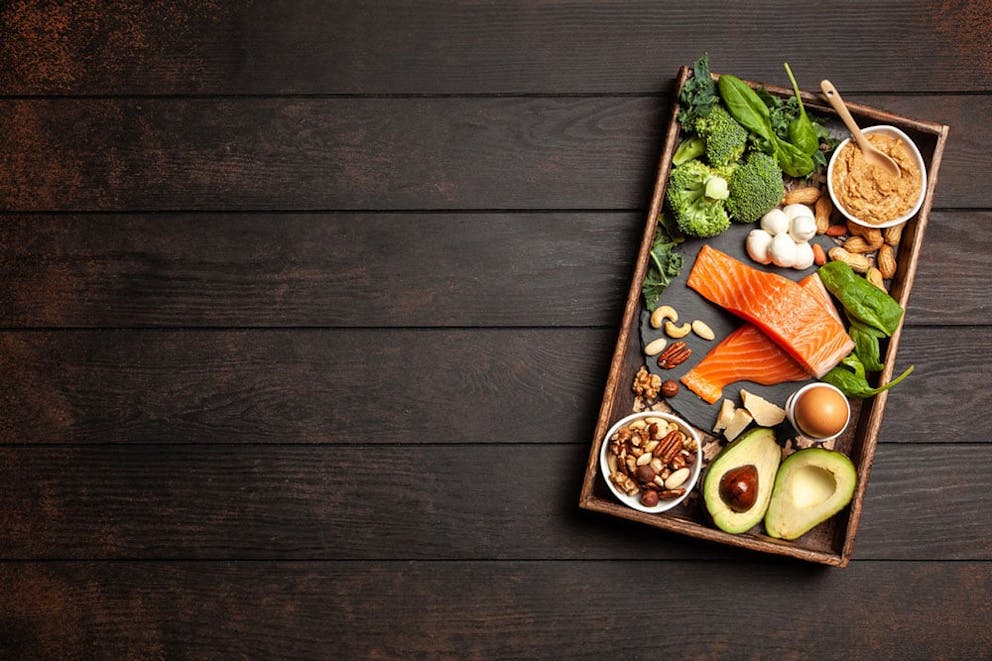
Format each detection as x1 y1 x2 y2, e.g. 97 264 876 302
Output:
820 79 873 153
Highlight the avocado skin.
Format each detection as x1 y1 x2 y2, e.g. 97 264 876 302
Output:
703 427 781 534
764 448 857 540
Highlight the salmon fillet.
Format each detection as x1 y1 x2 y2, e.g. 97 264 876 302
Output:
680 275 835 403
686 245 853 378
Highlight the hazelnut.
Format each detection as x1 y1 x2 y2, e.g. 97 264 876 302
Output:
661 379 680 398
635 464 656 484
640 490 660 507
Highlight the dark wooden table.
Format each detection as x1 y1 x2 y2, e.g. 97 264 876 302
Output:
2 2 990 658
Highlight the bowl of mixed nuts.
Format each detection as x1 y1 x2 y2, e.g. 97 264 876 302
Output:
599 411 702 514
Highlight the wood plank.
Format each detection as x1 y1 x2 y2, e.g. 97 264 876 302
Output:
1 96 987 212
2 1 989 94
0 328 984 445
0 212 641 328
1 561 989 658
0 444 986 560
0 211 983 327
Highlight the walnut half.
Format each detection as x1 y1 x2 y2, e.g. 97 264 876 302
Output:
632 366 662 400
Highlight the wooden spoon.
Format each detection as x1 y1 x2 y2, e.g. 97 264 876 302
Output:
820 79 900 178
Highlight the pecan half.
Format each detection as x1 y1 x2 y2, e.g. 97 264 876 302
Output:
657 341 692 369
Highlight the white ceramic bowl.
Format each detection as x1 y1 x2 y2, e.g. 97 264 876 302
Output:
826 124 927 230
784 382 851 443
599 411 702 513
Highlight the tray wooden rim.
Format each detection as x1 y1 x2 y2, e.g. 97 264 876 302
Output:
578 66 950 567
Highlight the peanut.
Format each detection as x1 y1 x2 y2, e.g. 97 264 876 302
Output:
878 244 897 279
828 246 870 273
783 186 821 205
847 221 884 248
866 267 886 290
884 224 904 247
825 224 847 237
815 196 832 234
842 236 874 254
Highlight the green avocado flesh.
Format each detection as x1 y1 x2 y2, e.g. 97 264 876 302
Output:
764 448 857 540
703 427 781 534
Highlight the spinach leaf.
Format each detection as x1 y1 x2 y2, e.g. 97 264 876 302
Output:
642 216 684 311
850 322 886 372
822 353 914 398
775 139 816 178
717 74 774 141
719 74 814 178
783 63 819 156
818 261 904 336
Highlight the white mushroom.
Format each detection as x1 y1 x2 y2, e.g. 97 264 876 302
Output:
760 208 791 236
769 232 798 268
782 203 815 222
789 214 817 243
746 229 774 265
793 241 815 270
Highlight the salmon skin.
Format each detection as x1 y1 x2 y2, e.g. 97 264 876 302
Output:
680 275 832 403
686 245 853 379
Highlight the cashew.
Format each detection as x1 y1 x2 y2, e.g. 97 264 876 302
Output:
664 321 691 338
643 337 668 356
691 319 715 341
649 305 678 329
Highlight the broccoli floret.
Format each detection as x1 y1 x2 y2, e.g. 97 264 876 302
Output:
666 160 731 238
694 105 748 167
726 152 785 223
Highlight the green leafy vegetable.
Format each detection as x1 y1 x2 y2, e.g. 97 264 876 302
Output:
822 353 914 399
783 63 819 156
717 74 814 178
817 261 904 336
850 322 885 372
678 54 718 130
716 74 774 139
817 260 913 397
757 86 839 171
642 217 684 311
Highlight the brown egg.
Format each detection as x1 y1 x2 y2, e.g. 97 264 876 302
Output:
794 386 849 438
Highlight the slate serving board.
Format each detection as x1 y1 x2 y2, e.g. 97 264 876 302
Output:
638 224 840 434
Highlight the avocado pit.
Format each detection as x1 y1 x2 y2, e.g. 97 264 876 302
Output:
718 464 759 512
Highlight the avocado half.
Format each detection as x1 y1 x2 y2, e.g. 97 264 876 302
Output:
703 427 781 534
764 448 857 540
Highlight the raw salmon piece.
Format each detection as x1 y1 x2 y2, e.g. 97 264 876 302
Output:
680 275 832 403
686 245 853 378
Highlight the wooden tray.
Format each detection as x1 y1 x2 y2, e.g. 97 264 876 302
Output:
578 66 950 566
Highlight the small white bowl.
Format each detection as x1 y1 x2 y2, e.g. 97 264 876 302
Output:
826 124 927 230
599 411 702 513
784 383 851 443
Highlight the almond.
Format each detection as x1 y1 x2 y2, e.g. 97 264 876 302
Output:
812 243 827 266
